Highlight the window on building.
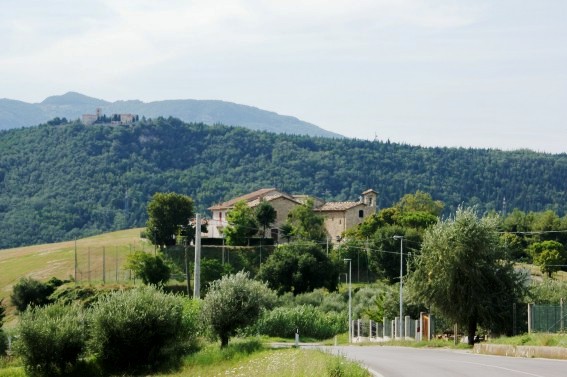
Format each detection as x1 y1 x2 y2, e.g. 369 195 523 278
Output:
359 210 364 218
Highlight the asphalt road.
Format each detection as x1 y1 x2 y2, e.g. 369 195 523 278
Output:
320 345 567 377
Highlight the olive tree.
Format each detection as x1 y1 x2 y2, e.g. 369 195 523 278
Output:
201 271 276 347
409 207 526 345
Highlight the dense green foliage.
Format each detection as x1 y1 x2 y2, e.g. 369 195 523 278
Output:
201 272 276 347
1 118 567 249
145 192 195 248
528 279 567 304
16 303 87 376
0 299 5 356
224 200 258 246
10 277 62 312
257 241 339 295
125 251 172 286
255 199 277 238
256 305 346 339
409 207 527 345
285 198 328 242
89 286 196 374
0 299 5 327
528 240 567 278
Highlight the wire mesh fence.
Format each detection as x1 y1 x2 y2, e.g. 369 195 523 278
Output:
74 242 154 284
528 301 566 333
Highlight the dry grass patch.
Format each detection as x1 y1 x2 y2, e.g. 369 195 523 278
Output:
0 228 147 324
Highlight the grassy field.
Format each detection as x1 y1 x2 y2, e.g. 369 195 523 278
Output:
0 228 147 323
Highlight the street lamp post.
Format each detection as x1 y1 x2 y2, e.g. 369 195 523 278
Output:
344 258 352 343
393 235 404 339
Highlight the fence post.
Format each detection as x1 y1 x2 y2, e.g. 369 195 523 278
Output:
561 298 564 332
527 303 532 334
513 303 517 336
88 247 91 283
102 246 106 284
369 319 373 338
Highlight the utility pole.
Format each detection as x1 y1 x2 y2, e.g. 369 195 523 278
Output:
393 235 404 338
74 238 77 283
344 258 352 343
184 234 191 297
193 213 201 299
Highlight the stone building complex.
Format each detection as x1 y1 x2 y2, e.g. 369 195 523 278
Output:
205 188 377 243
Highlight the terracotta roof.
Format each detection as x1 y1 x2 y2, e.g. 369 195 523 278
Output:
208 188 298 210
315 201 364 212
248 193 300 207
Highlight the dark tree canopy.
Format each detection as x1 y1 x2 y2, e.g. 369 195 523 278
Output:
146 192 194 248
255 199 277 238
409 207 526 345
257 241 339 295
125 252 172 286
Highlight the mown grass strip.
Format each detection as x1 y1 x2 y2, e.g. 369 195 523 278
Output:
157 339 370 377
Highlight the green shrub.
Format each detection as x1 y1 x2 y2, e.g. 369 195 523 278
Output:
125 251 172 286
294 289 347 313
49 285 101 308
88 286 194 374
0 298 5 326
15 303 87 377
257 305 347 339
201 271 276 347
326 353 369 377
10 277 56 312
0 329 7 356
200 258 233 293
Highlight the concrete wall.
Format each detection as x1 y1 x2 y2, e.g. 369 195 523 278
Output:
474 343 567 359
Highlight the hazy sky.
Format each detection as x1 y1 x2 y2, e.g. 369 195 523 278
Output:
1 1 566 153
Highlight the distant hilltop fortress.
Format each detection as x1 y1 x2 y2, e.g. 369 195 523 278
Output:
82 108 138 126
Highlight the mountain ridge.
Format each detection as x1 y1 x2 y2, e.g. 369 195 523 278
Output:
0 92 343 138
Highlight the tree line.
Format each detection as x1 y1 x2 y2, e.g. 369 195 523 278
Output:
139 191 567 345
1 116 567 249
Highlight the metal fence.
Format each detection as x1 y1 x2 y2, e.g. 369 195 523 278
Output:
528 301 566 333
351 314 432 342
74 243 153 284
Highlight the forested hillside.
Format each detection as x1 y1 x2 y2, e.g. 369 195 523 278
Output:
1 117 567 249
